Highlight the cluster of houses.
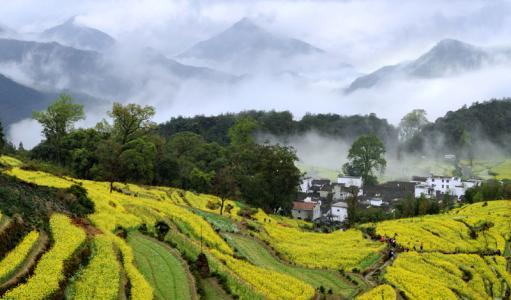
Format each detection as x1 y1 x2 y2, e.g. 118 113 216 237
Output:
291 174 481 222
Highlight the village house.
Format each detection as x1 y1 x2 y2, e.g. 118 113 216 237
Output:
337 175 363 189
319 184 331 198
300 176 313 193
329 201 348 222
412 175 481 200
291 201 321 221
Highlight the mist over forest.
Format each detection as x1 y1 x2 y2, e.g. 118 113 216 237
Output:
1 0 511 180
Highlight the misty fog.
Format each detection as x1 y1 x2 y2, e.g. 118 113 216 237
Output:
3 0 511 171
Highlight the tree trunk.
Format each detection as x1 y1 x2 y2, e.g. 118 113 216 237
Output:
110 181 114 193
220 198 225 215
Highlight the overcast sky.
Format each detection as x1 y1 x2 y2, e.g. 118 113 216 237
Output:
2 0 511 71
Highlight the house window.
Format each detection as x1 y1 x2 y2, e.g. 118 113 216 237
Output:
442 185 444 188
442 179 444 183
337 209 340 212
447 180 450 183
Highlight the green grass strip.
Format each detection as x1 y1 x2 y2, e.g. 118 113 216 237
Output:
128 233 193 300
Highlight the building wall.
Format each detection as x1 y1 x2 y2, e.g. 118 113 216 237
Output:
330 207 347 222
291 209 313 220
337 176 363 188
319 190 329 198
313 205 321 220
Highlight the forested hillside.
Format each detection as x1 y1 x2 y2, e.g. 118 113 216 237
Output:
159 99 511 157
407 99 511 154
159 111 398 146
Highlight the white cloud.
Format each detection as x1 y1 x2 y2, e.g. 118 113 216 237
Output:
7 119 43 149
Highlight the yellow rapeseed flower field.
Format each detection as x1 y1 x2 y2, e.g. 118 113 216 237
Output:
2 214 86 300
0 231 39 282
72 235 121 300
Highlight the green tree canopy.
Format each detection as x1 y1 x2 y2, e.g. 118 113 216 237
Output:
233 143 301 212
211 165 239 215
109 102 155 144
398 109 429 142
343 134 386 186
228 117 258 146
32 94 84 163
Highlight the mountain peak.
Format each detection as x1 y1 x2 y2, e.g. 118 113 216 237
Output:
231 17 260 30
177 17 324 73
41 17 115 51
431 39 474 52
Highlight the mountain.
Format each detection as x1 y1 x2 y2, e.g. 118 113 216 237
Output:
346 39 509 93
0 73 106 128
177 18 324 73
0 73 54 127
0 23 15 38
0 38 121 97
0 38 236 99
41 17 115 51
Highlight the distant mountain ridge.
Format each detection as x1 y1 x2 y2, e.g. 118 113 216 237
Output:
178 18 324 73
41 17 115 51
0 73 54 126
0 72 106 128
346 39 511 93
0 38 237 98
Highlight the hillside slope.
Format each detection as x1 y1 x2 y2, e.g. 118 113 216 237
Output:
0 156 510 299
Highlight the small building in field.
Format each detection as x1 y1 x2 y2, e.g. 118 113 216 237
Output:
291 201 321 221
329 201 348 222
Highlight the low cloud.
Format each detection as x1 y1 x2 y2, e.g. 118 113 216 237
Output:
7 119 42 149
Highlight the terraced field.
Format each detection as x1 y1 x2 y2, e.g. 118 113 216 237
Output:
128 233 195 300
0 155 510 300
225 233 359 298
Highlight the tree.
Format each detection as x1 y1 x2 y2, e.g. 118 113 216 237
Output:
417 194 430 215
460 130 474 167
228 117 258 146
32 94 84 163
165 132 226 191
343 134 386 186
400 194 417 217
346 186 359 225
398 109 429 142
118 138 157 183
109 102 155 144
92 139 123 193
233 144 301 212
211 166 239 215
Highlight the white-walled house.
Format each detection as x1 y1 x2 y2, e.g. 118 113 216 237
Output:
332 183 363 200
330 201 348 222
414 184 433 198
291 201 321 221
413 175 481 199
300 177 313 193
369 198 383 207
337 176 363 189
